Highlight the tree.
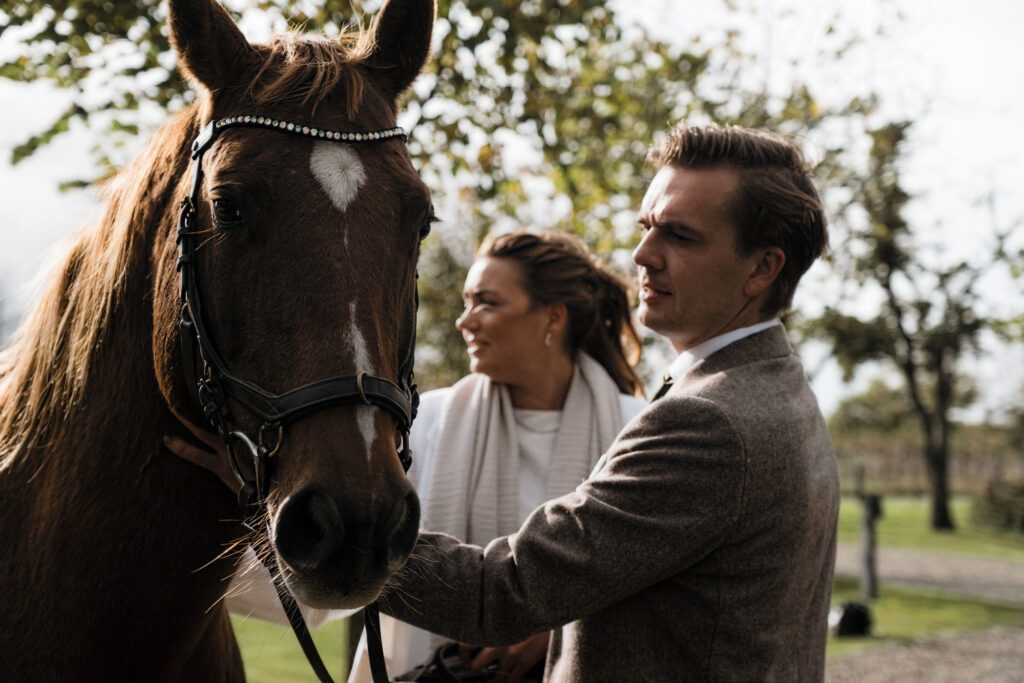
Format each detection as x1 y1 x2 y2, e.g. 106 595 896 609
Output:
808 122 1023 530
829 379 917 436
2 0 876 387
1 0 703 385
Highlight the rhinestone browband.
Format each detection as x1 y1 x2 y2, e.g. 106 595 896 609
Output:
211 115 407 143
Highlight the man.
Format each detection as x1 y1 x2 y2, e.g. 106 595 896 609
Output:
380 123 839 681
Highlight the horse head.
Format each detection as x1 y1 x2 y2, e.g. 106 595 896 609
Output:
152 0 435 609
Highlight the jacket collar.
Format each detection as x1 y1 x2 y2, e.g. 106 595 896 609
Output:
682 324 794 382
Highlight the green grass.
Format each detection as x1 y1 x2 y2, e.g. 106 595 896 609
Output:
232 616 352 683
838 496 1024 562
232 497 1024 677
230 578 1024 675
827 576 1024 658
232 584 1024 673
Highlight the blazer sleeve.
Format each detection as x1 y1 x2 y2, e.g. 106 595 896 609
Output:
381 395 747 645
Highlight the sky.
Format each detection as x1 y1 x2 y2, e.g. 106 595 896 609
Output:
1 0 1022 418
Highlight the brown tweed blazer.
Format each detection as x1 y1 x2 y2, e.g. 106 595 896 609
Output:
385 325 839 681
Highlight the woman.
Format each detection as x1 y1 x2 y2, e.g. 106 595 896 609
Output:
168 230 646 682
349 231 646 682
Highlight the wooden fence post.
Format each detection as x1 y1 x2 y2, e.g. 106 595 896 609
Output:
854 464 881 601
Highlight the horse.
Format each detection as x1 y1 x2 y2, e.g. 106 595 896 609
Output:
0 0 435 679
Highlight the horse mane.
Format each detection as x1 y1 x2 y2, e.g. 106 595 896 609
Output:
250 27 377 119
0 110 199 467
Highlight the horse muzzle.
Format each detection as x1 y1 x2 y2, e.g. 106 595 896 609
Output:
271 479 420 607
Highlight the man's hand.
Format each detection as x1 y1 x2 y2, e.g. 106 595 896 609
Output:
164 408 236 491
460 631 549 682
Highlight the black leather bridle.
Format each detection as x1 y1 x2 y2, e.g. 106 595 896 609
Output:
176 114 419 683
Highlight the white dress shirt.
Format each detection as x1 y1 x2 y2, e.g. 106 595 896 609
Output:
664 319 781 382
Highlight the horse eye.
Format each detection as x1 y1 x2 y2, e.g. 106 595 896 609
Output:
419 211 439 243
211 198 243 228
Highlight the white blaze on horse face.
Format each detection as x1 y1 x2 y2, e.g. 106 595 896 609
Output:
349 302 377 460
310 142 366 243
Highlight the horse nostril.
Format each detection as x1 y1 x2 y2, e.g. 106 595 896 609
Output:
275 487 344 572
384 488 420 567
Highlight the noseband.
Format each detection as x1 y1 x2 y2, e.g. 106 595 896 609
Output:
176 115 418 683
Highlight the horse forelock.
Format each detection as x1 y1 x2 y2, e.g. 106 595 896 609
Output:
249 28 377 119
0 109 200 467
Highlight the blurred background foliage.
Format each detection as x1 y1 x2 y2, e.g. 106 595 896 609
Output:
1 0 1022 529
0 0 874 384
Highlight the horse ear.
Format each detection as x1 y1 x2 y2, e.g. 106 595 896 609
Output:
167 0 258 93
367 0 436 97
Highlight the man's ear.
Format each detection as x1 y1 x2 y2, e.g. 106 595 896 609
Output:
167 0 259 93
743 247 786 299
365 0 436 98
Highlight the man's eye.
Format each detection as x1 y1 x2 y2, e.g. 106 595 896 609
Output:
211 198 243 227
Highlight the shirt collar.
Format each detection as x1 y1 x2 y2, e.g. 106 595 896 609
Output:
665 318 781 382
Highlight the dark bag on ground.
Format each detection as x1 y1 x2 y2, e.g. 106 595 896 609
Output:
834 601 872 636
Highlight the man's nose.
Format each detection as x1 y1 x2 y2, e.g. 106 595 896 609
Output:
632 229 661 270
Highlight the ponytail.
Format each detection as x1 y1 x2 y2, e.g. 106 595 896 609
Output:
583 268 642 397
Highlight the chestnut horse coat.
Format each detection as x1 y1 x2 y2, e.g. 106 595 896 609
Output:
384 325 840 681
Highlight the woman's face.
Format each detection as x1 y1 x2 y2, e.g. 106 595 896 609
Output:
456 257 555 384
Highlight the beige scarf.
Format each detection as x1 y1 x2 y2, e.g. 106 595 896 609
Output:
420 353 624 544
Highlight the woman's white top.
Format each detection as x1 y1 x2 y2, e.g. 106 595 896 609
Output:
513 408 562 520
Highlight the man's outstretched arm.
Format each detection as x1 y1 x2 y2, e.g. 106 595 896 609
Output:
380 395 747 646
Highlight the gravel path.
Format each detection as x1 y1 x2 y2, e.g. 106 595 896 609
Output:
834 543 1024 607
827 544 1024 681
826 625 1024 682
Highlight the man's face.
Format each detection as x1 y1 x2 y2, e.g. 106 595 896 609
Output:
633 164 763 353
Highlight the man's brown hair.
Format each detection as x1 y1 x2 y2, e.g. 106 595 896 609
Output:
648 123 828 316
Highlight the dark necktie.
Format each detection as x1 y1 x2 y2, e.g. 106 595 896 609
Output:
651 373 674 402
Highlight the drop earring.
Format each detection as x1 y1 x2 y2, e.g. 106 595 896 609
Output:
544 332 552 347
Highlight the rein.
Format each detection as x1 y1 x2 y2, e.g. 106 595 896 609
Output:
176 114 418 683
